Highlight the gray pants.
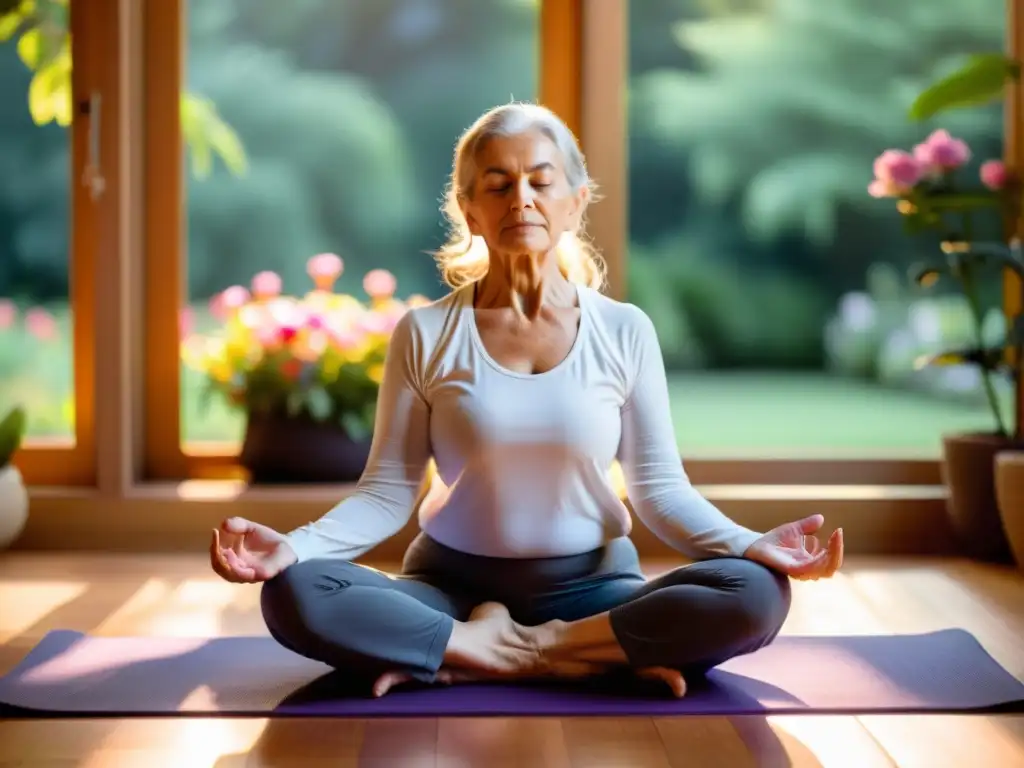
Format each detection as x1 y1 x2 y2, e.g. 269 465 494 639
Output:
261 533 791 685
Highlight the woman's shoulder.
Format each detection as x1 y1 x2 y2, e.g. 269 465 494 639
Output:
581 286 657 339
391 286 470 360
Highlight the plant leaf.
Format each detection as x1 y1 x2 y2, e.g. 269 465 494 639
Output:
340 412 370 442
909 54 1020 120
0 405 27 467
16 25 39 67
286 390 305 417
307 386 332 421
915 346 1006 371
0 11 24 41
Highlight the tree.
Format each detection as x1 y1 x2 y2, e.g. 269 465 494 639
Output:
630 0 1004 251
0 0 247 179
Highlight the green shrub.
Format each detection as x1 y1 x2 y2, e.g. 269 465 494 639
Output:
629 237 827 369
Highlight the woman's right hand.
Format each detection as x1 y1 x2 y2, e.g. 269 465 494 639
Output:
209 517 298 583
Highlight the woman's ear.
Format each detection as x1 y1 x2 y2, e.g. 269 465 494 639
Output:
571 184 590 228
459 196 482 236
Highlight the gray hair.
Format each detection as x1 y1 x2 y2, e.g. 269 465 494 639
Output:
434 102 605 290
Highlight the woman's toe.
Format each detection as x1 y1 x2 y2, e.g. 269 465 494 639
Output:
637 666 687 698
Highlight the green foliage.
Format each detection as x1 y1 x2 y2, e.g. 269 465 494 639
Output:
0 405 26 468
1 0 248 177
199 355 382 439
630 0 1003 250
903 244 1021 437
180 94 247 178
909 53 1020 121
823 259 1010 405
628 235 827 370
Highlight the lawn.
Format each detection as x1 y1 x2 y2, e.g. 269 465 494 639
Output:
177 368 1002 458
665 372 1005 458
2 311 1005 459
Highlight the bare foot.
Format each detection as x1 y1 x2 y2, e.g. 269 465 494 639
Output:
376 603 547 697
636 666 687 698
372 667 480 697
443 602 546 677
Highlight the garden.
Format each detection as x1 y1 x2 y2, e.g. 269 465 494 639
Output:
0 0 1013 459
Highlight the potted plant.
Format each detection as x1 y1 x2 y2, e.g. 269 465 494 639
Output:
868 127 1023 562
0 405 28 549
182 254 429 484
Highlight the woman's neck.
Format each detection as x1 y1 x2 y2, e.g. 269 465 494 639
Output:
476 251 576 319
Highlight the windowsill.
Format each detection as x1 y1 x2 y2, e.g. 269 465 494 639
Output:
26 480 949 502
18 481 953 556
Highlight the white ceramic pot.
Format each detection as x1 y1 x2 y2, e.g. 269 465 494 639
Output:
0 464 28 549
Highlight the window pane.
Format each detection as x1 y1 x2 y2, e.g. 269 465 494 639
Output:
628 0 1007 458
179 0 539 447
0 5 75 444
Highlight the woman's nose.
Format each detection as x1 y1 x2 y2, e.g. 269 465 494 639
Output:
510 180 536 210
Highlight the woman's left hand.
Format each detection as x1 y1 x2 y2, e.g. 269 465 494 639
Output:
743 514 843 580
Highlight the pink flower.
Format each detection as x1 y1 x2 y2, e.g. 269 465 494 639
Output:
0 299 15 330
913 129 971 172
25 307 57 341
254 322 281 350
179 306 194 337
329 326 367 351
358 311 392 335
266 297 308 329
981 159 1011 190
305 313 328 331
307 253 344 291
869 149 924 197
251 271 283 299
210 285 250 320
363 268 397 299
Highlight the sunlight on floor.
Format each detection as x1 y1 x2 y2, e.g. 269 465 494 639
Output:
0 581 88 642
80 718 270 768
765 715 895 768
24 636 208 684
92 578 257 637
783 575 892 636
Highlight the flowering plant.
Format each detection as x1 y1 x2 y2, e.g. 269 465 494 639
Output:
0 405 26 470
182 254 429 440
869 129 1024 439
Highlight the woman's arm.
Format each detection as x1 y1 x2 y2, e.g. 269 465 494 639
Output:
283 311 433 562
617 308 762 560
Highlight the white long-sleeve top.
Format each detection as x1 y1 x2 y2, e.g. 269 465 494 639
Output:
284 284 762 562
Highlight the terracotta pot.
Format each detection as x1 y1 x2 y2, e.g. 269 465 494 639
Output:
239 411 371 484
941 432 1020 563
994 450 1024 569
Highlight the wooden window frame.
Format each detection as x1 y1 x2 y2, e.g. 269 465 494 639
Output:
138 0 1020 487
12 0 97 487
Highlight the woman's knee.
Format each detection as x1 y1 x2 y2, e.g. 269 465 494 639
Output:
259 559 358 641
724 557 792 639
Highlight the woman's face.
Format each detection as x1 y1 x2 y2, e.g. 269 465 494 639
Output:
461 130 586 261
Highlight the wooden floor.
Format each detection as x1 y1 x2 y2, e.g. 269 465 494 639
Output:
0 553 1022 767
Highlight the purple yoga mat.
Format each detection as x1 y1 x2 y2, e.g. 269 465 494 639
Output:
0 628 1021 718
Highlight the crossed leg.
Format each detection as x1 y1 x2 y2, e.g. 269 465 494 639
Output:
260 555 791 697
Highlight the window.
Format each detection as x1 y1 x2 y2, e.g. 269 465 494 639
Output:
2 0 96 486
144 0 579 480
626 0 1007 484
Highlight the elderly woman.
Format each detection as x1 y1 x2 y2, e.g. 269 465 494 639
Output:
210 102 844 698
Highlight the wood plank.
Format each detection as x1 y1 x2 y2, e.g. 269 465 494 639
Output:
845 558 1024 768
1 554 1022 767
